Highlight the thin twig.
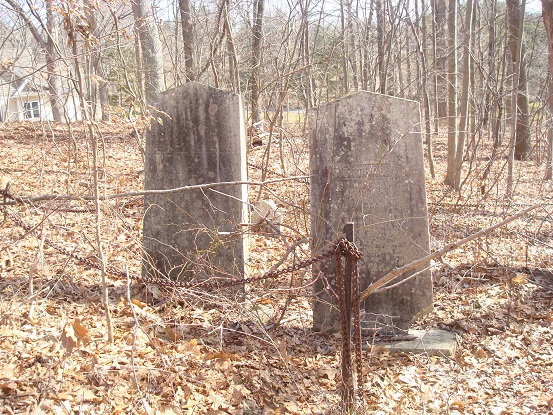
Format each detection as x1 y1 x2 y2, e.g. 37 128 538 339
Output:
0 176 309 206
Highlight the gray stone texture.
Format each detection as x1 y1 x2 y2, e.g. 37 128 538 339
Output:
251 199 284 234
143 82 248 284
377 329 457 357
310 91 433 333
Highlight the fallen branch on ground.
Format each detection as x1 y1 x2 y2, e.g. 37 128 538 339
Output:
357 203 543 304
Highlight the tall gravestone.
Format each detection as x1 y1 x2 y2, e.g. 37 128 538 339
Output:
310 91 433 333
143 82 248 285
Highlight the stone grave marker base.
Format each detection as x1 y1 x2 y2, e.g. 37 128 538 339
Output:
371 329 457 357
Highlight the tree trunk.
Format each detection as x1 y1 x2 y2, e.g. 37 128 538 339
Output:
86 3 110 121
179 0 194 81
452 0 474 190
431 0 448 118
419 0 436 178
339 0 349 93
45 0 62 121
444 0 457 186
506 0 531 161
514 44 531 159
346 0 358 91
482 0 497 128
251 0 264 124
300 0 315 108
223 0 240 94
362 3 374 91
376 0 386 94
542 0 553 179
132 0 165 106
506 0 526 198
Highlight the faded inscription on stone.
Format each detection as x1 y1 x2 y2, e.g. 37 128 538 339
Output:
310 91 433 333
142 82 248 285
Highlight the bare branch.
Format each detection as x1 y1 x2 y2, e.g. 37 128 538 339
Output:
357 203 543 304
0 176 309 206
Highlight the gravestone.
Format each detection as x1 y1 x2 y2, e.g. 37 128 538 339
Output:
142 82 248 285
310 91 432 333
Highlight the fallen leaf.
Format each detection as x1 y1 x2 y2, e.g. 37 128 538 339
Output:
0 381 17 394
72 318 90 346
204 350 241 362
60 323 78 354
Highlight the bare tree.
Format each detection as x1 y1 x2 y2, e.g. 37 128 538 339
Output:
420 0 436 179
431 0 448 119
299 0 315 109
507 0 531 161
346 0 358 91
482 0 498 129
339 0 349 93
506 0 527 198
4 0 63 121
224 0 240 93
85 1 110 121
179 0 194 81
444 0 457 186
251 0 265 124
452 0 475 190
542 0 553 179
410 0 436 178
375 0 386 94
132 0 165 105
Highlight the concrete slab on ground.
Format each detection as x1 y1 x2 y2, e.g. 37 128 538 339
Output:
377 329 457 357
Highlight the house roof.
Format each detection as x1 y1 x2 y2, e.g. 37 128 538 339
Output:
0 66 49 99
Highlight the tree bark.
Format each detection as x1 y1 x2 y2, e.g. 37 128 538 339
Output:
506 0 526 198
375 0 386 94
346 0 358 91
542 0 553 179
482 0 498 128
86 3 110 121
45 0 62 121
251 0 264 124
339 0 349 93
361 3 374 91
506 0 531 161
300 0 315 108
452 0 474 190
179 0 194 81
431 0 448 118
444 0 457 186
223 0 240 94
420 0 436 179
132 0 165 106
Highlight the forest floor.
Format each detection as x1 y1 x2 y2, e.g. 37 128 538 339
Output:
0 120 552 415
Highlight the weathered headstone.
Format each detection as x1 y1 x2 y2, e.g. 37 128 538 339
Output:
310 91 432 333
143 82 248 285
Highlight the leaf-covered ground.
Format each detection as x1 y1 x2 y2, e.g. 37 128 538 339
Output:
0 121 552 414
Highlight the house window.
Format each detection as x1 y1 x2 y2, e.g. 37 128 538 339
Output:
24 101 40 119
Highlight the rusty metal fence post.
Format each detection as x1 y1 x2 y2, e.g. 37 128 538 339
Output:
337 222 364 413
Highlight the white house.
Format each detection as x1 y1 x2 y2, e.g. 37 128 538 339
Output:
0 69 82 122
